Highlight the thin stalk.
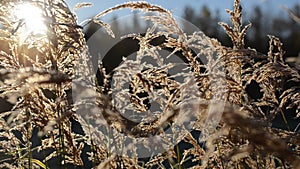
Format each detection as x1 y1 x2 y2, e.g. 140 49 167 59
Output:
280 109 291 131
25 109 32 169
56 84 66 168
294 122 300 132
58 121 66 167
176 145 183 169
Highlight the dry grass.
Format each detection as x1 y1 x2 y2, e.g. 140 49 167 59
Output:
0 0 299 168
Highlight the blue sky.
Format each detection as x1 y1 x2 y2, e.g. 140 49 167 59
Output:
65 0 300 24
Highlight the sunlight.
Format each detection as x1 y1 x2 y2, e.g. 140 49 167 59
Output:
13 3 47 37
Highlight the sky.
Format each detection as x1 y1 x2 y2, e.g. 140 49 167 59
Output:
65 0 300 24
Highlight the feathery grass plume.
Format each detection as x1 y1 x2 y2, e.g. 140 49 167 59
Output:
0 0 87 167
74 2 93 11
0 0 299 168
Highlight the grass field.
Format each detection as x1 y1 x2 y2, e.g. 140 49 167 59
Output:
0 0 299 168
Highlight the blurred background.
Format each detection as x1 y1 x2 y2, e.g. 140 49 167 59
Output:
66 0 300 59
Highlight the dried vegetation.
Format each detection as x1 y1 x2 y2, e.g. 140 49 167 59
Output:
0 0 299 168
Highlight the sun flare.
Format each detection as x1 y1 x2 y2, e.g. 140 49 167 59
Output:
13 3 47 37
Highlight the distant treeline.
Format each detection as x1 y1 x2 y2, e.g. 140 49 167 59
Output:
182 4 300 58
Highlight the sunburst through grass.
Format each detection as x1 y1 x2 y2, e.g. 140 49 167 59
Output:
0 0 299 168
13 3 47 36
